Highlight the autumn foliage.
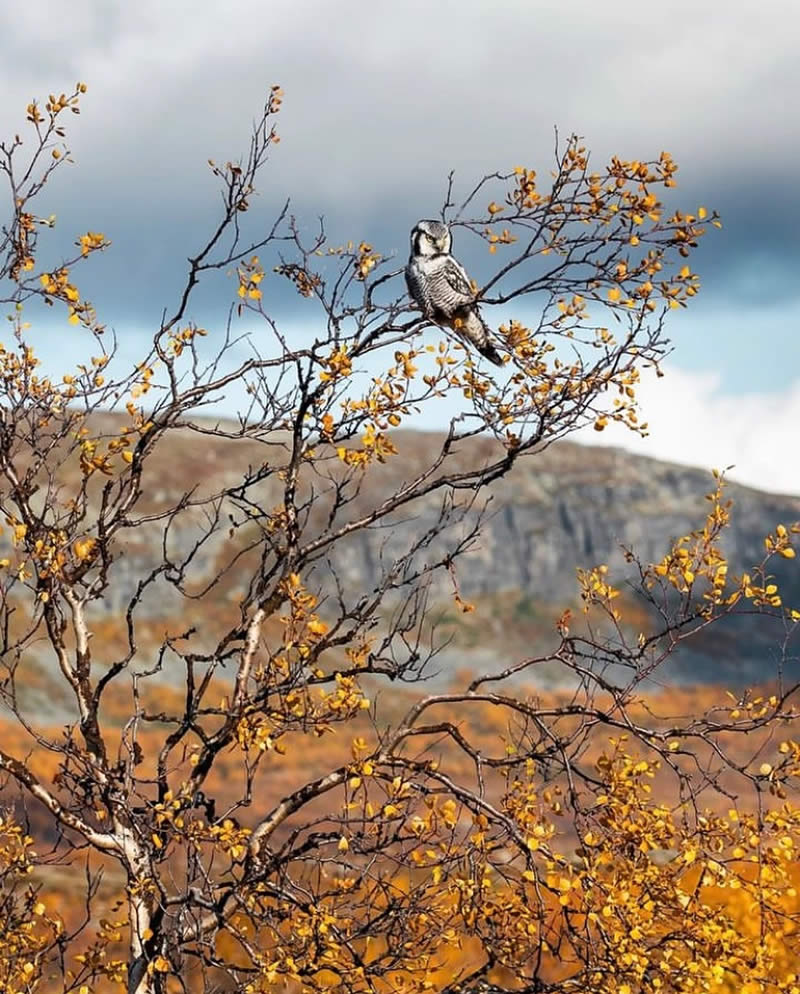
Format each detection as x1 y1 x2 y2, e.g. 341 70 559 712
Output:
1 82 800 994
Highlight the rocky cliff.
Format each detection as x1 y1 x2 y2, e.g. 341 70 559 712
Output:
10 418 800 696
106 424 800 687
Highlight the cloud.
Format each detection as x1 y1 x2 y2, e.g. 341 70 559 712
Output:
578 365 800 497
2 1 798 223
1 0 798 452
6 0 795 194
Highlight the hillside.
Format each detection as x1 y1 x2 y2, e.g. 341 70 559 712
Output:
8 416 798 709
2 417 799 990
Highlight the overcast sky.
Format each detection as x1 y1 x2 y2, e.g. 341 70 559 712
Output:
1 1 798 493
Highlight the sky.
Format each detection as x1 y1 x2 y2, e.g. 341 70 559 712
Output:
0 1 798 494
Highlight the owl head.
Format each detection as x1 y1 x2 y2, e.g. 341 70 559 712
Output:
410 219 452 257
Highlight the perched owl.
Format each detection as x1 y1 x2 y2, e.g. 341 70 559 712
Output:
405 219 503 366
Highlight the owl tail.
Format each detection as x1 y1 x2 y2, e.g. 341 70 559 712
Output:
477 338 504 367
455 308 504 367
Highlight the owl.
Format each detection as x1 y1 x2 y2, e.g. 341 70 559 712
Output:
405 219 503 366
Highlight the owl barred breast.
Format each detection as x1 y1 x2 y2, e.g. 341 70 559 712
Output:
405 219 503 366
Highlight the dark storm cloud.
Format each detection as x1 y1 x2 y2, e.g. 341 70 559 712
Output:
1 0 799 329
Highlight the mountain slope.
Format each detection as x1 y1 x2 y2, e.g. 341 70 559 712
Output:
8 418 800 699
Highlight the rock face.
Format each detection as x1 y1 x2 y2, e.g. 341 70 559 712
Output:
73 418 798 612
337 441 800 603
311 438 800 687
13 419 800 693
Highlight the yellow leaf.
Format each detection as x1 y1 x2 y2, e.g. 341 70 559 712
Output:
698 206 707 219
607 287 621 302
73 537 97 561
338 836 349 852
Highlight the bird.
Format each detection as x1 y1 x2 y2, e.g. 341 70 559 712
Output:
405 219 503 366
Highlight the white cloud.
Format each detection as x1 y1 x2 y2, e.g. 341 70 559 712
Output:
579 365 800 497
1 0 798 209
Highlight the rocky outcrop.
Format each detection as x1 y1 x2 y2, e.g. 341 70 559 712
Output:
14 420 800 691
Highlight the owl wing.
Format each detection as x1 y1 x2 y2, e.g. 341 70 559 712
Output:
440 257 476 307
